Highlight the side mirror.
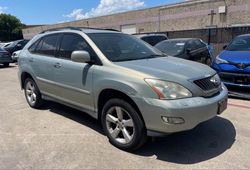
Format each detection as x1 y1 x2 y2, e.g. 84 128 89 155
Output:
71 51 91 63
223 44 228 50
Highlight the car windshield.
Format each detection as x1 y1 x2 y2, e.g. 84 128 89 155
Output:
227 36 250 51
88 33 166 62
155 40 186 56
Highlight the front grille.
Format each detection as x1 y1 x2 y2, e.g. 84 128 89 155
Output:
0 53 11 59
219 72 250 85
194 76 220 91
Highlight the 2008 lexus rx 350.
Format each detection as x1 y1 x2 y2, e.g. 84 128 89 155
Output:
18 28 228 150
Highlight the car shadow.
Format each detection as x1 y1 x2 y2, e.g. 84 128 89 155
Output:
42 101 236 164
43 101 104 135
134 116 236 164
0 65 16 69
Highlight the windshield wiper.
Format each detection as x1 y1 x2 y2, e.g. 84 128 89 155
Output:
137 54 167 60
112 54 167 62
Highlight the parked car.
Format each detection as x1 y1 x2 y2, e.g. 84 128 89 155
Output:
155 38 212 66
0 48 12 67
134 34 168 46
18 27 228 150
4 39 29 55
212 34 250 99
0 42 11 48
11 50 21 62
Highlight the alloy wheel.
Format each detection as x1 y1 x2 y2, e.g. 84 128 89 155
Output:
25 81 37 105
105 106 135 144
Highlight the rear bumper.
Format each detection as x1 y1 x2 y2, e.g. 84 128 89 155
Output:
133 84 228 134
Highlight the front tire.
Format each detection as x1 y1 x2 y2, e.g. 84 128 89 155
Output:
24 78 44 108
101 98 147 151
3 63 9 67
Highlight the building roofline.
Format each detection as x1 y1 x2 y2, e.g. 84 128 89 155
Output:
24 0 221 30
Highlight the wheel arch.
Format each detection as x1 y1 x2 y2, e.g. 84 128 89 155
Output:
20 72 35 89
97 88 145 126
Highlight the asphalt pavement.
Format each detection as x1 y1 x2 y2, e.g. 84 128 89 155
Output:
0 64 249 169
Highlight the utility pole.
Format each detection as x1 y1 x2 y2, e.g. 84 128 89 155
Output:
208 9 216 27
207 9 217 45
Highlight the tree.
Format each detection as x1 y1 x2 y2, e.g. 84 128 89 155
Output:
0 14 25 42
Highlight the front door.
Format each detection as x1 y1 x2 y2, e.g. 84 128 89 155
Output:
53 33 97 113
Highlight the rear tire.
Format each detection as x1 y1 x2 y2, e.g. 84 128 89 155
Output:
101 98 147 151
24 78 44 109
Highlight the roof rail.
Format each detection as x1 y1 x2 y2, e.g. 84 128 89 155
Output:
40 27 82 34
40 27 120 34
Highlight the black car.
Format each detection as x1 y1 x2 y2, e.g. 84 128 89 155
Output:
3 39 29 55
155 38 212 66
0 48 12 67
134 34 168 46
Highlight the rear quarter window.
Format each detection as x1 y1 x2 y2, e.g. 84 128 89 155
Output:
34 34 59 56
28 40 40 53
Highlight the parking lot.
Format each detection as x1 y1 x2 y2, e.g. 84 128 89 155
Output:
0 64 249 169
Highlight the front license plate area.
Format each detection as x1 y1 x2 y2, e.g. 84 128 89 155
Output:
218 98 228 115
234 76 248 84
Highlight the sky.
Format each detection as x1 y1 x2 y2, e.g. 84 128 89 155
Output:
0 0 184 25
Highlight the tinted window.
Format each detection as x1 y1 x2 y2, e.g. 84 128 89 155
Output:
227 36 250 51
155 40 186 56
186 41 196 51
28 40 40 53
18 40 29 48
36 34 58 56
58 34 96 60
193 39 206 49
142 36 167 46
199 40 207 48
88 33 165 62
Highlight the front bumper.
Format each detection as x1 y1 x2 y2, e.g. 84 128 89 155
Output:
133 84 228 134
0 58 12 63
212 63 250 98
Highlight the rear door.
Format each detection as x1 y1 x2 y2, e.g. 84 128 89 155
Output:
27 34 60 96
53 33 97 112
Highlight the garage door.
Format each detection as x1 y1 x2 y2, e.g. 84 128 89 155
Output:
121 25 137 34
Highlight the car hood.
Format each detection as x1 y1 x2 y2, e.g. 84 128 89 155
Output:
116 56 216 81
219 50 250 63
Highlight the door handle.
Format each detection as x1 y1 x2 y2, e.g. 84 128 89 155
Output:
54 63 62 68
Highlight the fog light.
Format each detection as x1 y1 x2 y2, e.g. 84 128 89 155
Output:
162 116 185 124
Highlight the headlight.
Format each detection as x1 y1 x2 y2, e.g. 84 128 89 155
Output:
215 56 228 64
145 79 192 100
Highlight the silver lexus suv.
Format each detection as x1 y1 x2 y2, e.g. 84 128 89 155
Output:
18 27 228 150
